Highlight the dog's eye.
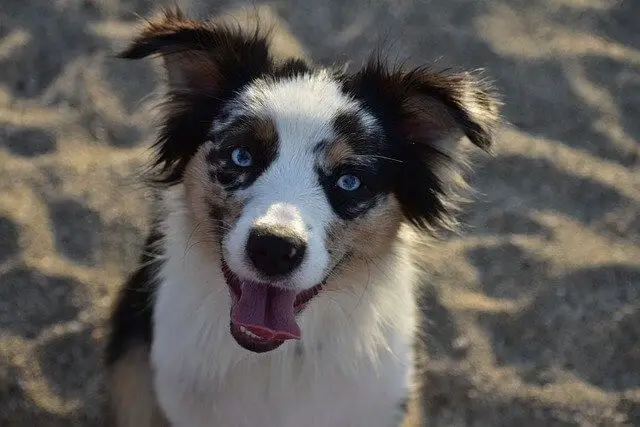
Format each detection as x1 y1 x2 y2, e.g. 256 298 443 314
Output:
336 174 361 191
231 148 252 167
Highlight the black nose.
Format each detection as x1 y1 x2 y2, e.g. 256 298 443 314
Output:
246 227 306 277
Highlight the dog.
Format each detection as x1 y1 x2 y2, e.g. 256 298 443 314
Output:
105 7 499 427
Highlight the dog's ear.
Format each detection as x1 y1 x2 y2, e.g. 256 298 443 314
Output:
118 8 274 185
345 60 500 232
118 7 271 94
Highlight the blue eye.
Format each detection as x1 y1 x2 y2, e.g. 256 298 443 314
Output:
231 148 252 167
336 174 361 191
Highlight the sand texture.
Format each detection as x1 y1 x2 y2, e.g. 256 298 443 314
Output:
0 0 638 426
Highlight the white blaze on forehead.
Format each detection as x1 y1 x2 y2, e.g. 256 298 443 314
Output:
242 70 359 125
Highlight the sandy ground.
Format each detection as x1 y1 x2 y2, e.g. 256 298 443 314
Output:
0 0 639 426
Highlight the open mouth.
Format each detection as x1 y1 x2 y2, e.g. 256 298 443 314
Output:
221 261 323 353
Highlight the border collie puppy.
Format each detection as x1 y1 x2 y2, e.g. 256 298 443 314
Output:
105 8 498 427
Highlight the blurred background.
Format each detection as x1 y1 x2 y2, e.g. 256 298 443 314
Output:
0 0 638 426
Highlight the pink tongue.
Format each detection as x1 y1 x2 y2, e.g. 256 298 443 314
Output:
231 282 301 340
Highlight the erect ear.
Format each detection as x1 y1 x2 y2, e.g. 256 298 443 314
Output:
345 60 500 232
118 7 272 93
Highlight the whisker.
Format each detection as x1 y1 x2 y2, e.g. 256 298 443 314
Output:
183 221 205 260
358 154 404 164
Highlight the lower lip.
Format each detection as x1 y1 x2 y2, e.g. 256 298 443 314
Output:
229 322 285 353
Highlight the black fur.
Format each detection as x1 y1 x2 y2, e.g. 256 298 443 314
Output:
319 167 390 220
105 228 163 366
341 59 499 231
207 116 279 191
271 58 312 79
332 111 370 147
314 111 393 220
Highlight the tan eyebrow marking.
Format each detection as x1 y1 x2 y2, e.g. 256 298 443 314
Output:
324 137 356 170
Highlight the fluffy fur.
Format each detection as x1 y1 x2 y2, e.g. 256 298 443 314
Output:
105 8 499 427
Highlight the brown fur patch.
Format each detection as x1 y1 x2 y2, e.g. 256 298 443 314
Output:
324 137 356 169
319 111 378 172
325 194 403 286
107 346 169 427
123 9 223 91
119 8 263 93
184 143 246 248
223 116 278 155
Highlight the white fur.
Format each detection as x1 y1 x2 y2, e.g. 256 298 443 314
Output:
151 73 418 427
152 186 417 427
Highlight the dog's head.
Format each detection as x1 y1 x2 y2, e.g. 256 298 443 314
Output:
122 9 499 353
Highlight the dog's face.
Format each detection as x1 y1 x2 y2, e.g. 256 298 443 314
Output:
208 72 393 289
122 9 498 353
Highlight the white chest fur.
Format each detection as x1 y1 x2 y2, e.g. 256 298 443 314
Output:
151 187 418 427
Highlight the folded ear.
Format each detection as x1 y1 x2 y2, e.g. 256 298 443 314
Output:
344 60 500 232
118 8 276 185
118 7 272 94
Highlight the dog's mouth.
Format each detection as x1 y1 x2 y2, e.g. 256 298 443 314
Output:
221 261 323 353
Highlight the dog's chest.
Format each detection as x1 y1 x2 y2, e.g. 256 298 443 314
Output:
150 277 413 427
154 350 410 427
